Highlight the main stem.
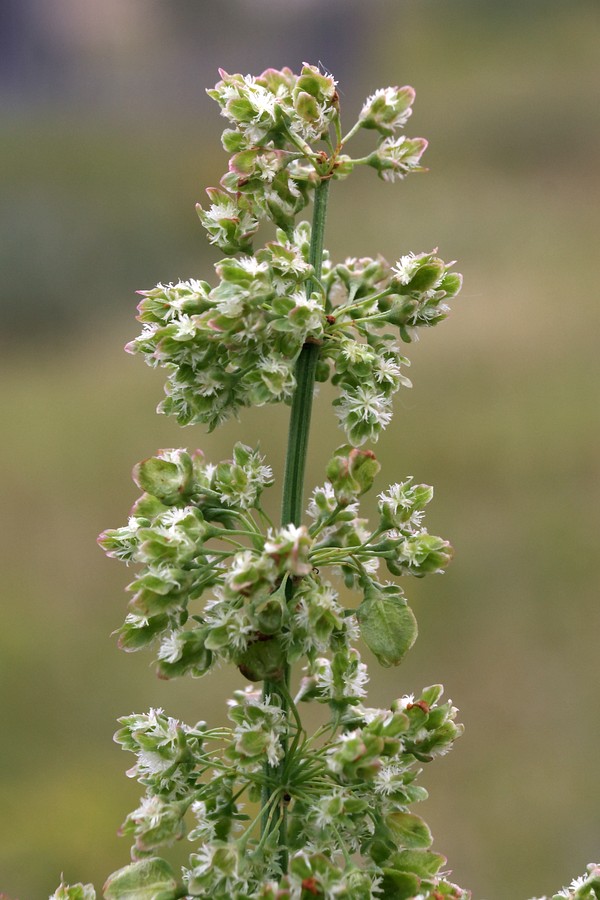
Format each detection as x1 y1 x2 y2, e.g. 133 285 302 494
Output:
261 177 330 868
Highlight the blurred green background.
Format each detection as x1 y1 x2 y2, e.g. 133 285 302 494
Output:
1 1 599 897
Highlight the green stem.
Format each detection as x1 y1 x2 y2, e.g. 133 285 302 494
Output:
261 177 330 870
281 180 330 527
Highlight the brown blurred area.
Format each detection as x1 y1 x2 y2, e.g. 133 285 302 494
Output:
1 1 599 897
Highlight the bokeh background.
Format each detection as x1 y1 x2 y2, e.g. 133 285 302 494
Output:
1 1 599 897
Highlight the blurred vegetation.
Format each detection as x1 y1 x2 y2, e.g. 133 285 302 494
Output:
1 2 599 898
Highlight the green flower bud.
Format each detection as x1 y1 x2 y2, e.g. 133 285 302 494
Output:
236 636 287 682
133 450 194 506
378 869 421 898
294 90 320 124
378 477 434 531
120 796 187 856
187 842 239 892
156 627 213 679
103 858 179 900
367 136 428 182
439 270 463 299
256 66 296 96
326 444 380 505
296 64 337 103
264 524 313 576
359 85 416 136
196 186 258 255
387 533 453 577
331 154 354 180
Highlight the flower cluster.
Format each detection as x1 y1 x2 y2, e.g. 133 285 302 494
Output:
98 440 452 696
57 688 466 900
127 223 461 444
99 443 286 675
202 65 341 237
356 83 430 182
124 63 461 445
125 225 322 430
53 65 488 900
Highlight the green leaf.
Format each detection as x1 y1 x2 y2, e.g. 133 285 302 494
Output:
385 811 433 849
420 684 444 708
357 584 417 667
378 869 421 900
133 454 193 506
391 848 446 877
117 614 169 651
236 637 286 682
103 858 179 900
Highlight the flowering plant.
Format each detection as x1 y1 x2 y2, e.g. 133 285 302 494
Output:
54 65 597 900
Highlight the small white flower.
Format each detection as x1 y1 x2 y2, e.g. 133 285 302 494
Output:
248 84 277 120
237 256 269 276
345 659 369 698
373 356 401 384
374 761 403 795
360 86 396 115
133 795 165 827
156 448 187 464
173 314 197 340
307 482 336 519
157 630 185 664
160 507 191 527
356 704 387 724
396 694 415 710
337 386 393 428
378 136 427 182
139 321 159 338
340 340 374 366
343 615 360 642
187 800 216 843
392 252 419 284
136 749 172 777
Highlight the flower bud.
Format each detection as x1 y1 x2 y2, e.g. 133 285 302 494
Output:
264 524 313 576
103 858 179 900
367 136 428 182
296 63 337 103
196 187 258 255
133 450 194 506
359 86 415 136
294 90 320 124
326 445 381 505
236 636 287 682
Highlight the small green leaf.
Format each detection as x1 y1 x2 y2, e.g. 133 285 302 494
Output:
133 453 193 505
385 811 433 849
379 869 421 900
357 584 417 667
117 614 169 651
236 637 286 682
103 858 179 900
391 848 446 877
420 684 444 707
